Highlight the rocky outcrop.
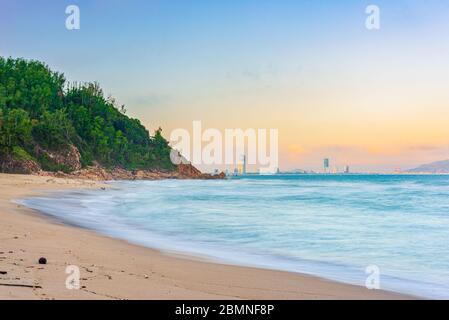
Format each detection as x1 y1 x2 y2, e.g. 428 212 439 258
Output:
56 165 113 180
35 145 82 171
39 163 226 181
3 144 225 181
0 154 41 174
177 163 225 179
177 163 202 178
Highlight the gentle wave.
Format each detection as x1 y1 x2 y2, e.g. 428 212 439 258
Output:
16 175 449 299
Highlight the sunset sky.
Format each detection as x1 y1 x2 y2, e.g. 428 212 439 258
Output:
2 0 449 172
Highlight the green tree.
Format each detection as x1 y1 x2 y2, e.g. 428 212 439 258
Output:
0 108 32 149
1 56 177 173
32 109 75 150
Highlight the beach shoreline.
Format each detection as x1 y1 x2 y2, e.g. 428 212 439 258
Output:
0 173 414 300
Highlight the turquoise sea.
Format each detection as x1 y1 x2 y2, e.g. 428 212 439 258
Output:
18 174 449 299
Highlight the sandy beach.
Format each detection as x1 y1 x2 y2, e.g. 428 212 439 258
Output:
0 173 412 300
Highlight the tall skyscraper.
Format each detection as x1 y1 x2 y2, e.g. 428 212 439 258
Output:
236 155 247 175
242 154 247 175
323 158 330 173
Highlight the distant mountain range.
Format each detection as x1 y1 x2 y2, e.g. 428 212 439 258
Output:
407 160 449 173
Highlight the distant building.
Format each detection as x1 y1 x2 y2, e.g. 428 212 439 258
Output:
344 165 350 174
242 154 247 175
323 158 330 173
237 154 247 175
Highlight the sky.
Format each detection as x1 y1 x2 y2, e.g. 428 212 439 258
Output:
1 0 449 172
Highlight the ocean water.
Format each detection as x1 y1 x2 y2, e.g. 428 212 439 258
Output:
17 174 449 299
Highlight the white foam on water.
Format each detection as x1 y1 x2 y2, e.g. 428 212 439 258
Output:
16 175 449 299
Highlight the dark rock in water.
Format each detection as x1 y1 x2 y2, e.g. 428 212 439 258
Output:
38 257 47 265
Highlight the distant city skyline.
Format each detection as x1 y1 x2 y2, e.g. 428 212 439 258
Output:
2 0 449 172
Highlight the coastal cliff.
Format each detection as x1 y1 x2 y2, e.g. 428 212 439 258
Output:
0 139 225 180
0 57 224 180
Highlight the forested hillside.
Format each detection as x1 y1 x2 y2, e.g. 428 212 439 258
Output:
0 57 175 174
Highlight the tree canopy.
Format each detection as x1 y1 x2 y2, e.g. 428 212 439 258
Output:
0 57 175 172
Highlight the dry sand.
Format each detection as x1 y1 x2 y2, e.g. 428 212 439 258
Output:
0 173 413 300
